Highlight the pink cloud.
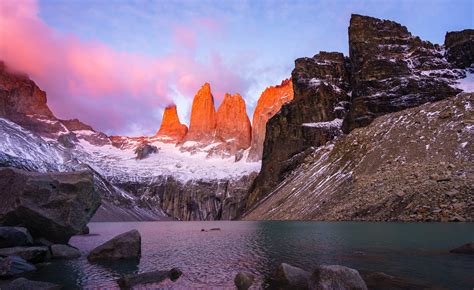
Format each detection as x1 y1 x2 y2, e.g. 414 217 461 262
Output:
0 0 247 136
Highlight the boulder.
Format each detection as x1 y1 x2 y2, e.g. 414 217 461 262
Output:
0 246 50 263
0 277 61 290
156 105 188 143
359 270 446 290
50 244 81 259
234 272 255 290
134 143 158 160
215 93 252 153
117 267 182 289
0 167 101 244
309 265 367 290
0 227 33 248
449 242 474 255
0 256 36 277
445 29 474 69
87 229 141 262
184 83 217 143
247 79 294 161
272 263 311 289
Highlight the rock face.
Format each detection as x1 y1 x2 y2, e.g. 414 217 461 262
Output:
214 93 252 154
184 83 217 143
247 79 294 161
246 52 351 209
156 105 188 142
87 229 141 262
0 167 101 243
343 14 461 132
310 265 367 290
445 29 474 69
0 227 33 248
244 94 473 221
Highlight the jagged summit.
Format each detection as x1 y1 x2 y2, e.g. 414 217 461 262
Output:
184 82 217 143
156 104 188 142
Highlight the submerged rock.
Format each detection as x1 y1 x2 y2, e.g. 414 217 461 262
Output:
117 267 182 289
0 167 101 244
449 242 474 255
50 244 81 259
272 263 311 289
234 272 255 290
0 256 36 277
359 270 446 290
88 230 141 262
310 265 367 290
0 246 50 264
0 227 33 248
0 277 61 290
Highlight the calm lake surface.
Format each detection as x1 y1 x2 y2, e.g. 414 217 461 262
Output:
26 221 474 289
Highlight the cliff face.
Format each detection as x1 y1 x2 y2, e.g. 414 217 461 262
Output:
445 29 474 69
244 14 472 216
246 52 351 208
156 105 188 142
342 14 462 132
244 94 473 221
247 79 294 161
184 83 217 143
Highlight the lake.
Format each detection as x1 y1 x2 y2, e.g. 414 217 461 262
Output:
25 221 474 289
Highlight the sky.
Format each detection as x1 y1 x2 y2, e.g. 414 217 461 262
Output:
0 0 472 136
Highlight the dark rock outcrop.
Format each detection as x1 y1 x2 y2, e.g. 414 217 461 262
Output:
450 242 474 255
87 229 141 262
117 268 182 289
0 277 61 290
0 167 101 243
343 14 461 132
50 244 81 259
445 29 474 69
0 246 50 263
134 143 158 160
0 227 33 248
0 256 36 277
246 52 350 209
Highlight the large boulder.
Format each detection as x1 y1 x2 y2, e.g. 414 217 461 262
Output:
50 244 81 259
445 29 474 69
309 265 367 290
272 263 311 289
87 229 141 262
0 277 61 290
0 246 50 263
234 272 255 290
155 105 188 143
0 167 101 244
247 79 294 161
0 227 33 248
0 256 36 277
134 143 158 160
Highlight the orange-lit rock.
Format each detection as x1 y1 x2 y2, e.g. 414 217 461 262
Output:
247 79 294 161
215 93 252 152
184 83 217 143
156 105 188 142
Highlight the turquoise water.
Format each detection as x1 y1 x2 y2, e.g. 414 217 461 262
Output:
25 221 474 289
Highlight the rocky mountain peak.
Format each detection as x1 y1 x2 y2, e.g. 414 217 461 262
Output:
247 79 294 161
215 92 252 153
156 104 188 142
184 83 217 143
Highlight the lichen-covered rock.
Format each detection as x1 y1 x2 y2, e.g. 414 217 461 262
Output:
87 229 141 262
247 79 294 161
343 14 461 132
156 105 188 143
445 29 474 69
0 167 101 243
